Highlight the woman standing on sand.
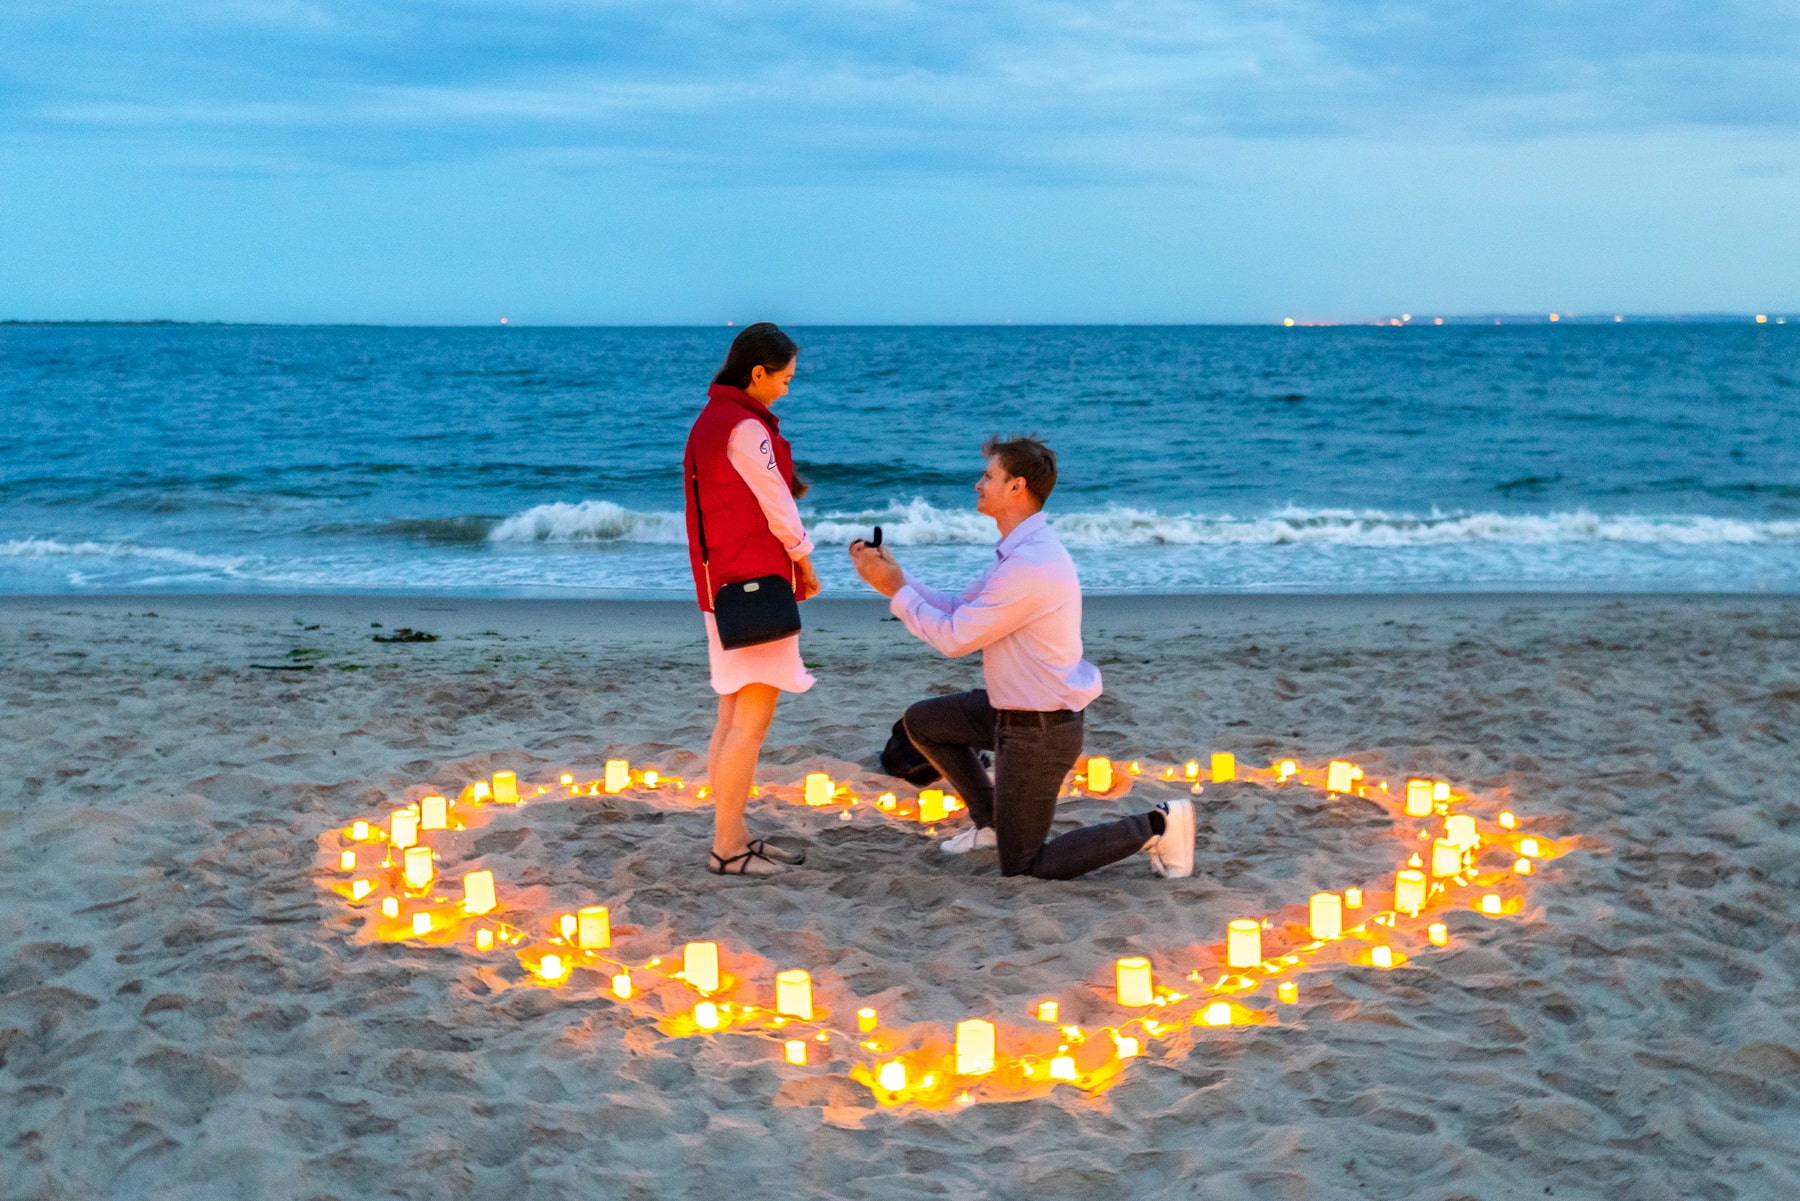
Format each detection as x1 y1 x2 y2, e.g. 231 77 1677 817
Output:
683 323 821 876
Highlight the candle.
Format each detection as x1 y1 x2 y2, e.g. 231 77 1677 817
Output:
351 879 373 901
578 906 611 950
474 928 493 951
1326 761 1355 793
1394 869 1426 916
350 820 370 841
877 1061 906 1092
1430 837 1463 878
784 1039 807 1066
1114 1035 1141 1057
612 972 632 999
1371 946 1394 968
1514 858 1533 875
1445 814 1478 849
381 896 399 918
1210 752 1235 782
1202 1002 1231 1027
775 969 814 1020
804 772 833 806
1480 894 1502 916
390 810 418 850
1087 757 1113 792
420 795 449 830
1428 922 1448 946
604 759 630 794
1309 892 1343 941
462 870 497 915
1498 811 1517 830
492 772 518 804
694 1001 719 1030
403 846 435 891
1035 999 1059 1023
1226 919 1262 968
1345 887 1363 909
339 850 356 871
1116 957 1154 1007
857 1007 878 1033
412 912 432 937
1433 781 1450 801
684 942 720 993
642 770 658 788
875 793 897 810
1518 837 1540 858
1405 779 1434 817
1049 1055 1077 1082
955 1019 996 1075
918 790 947 823
1277 759 1297 781
560 773 574 786
1277 981 1298 1003
1184 760 1200 781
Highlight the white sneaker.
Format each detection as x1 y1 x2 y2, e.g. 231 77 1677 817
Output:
940 825 997 855
1147 798 1194 878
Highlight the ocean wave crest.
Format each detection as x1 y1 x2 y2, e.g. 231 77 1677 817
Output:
486 498 1800 549
487 500 687 544
0 538 247 571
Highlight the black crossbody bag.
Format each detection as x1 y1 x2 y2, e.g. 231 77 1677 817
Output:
690 468 802 650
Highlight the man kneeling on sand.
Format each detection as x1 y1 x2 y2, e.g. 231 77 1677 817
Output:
848 436 1194 880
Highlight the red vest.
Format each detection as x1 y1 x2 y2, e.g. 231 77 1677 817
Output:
683 384 800 611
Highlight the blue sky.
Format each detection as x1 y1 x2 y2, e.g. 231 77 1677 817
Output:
2 2 1797 323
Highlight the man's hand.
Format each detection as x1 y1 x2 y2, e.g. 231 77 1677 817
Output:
848 540 906 598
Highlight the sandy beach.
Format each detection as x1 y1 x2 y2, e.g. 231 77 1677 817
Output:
2 591 1796 1201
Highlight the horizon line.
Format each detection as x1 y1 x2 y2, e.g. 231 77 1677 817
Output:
1 313 1790 330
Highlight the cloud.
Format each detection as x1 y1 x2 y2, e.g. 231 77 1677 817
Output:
4 1 1798 179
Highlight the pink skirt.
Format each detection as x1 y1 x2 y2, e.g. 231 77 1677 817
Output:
702 612 816 696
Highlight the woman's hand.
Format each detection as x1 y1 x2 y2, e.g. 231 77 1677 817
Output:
795 556 822 602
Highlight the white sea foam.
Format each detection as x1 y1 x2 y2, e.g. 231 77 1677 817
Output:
485 499 1800 549
0 538 247 572
486 500 687 544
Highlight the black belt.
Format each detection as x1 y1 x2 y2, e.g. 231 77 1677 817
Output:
997 708 1083 727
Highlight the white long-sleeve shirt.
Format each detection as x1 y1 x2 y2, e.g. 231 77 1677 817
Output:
727 418 813 561
888 511 1102 712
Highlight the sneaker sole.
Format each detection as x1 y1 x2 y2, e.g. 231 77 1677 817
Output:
1155 800 1196 878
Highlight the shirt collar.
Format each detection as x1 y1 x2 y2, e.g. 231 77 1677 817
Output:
996 511 1047 561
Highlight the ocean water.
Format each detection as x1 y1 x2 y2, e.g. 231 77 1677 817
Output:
2 324 1796 597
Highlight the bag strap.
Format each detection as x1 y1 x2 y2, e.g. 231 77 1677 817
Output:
688 465 714 599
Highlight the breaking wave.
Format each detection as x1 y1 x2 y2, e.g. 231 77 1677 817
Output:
485 499 1800 548
0 538 247 572
487 501 687 544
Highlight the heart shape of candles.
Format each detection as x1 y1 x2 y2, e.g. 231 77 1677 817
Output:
318 756 1556 1108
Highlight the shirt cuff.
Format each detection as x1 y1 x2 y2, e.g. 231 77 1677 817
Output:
786 533 815 560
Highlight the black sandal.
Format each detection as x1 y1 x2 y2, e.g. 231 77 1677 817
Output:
708 846 780 876
747 838 806 866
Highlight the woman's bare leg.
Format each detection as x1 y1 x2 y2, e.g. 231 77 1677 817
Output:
709 683 780 860
706 690 738 794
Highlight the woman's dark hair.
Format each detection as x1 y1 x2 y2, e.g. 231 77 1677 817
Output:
713 322 799 389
